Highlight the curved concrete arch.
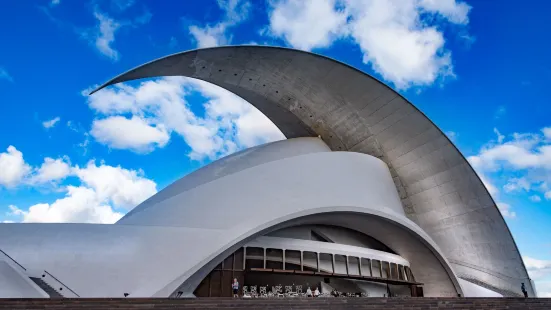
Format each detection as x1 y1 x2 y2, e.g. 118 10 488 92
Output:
156 208 463 298
92 46 532 296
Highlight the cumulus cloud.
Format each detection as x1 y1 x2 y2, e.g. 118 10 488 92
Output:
73 160 157 209
91 116 170 153
188 0 251 48
6 160 157 224
0 146 32 188
29 157 71 185
42 116 61 129
268 0 347 50
266 0 471 89
468 126 551 209
8 187 123 224
86 77 284 160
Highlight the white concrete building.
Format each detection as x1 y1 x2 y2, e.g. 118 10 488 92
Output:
0 46 534 299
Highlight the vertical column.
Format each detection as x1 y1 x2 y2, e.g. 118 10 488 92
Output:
358 257 362 276
282 249 286 270
300 251 304 271
345 256 349 275
388 262 393 279
379 260 383 278
331 254 335 274
317 253 320 272
208 273 212 297
263 248 266 269
369 259 373 277
232 253 235 279
243 247 247 270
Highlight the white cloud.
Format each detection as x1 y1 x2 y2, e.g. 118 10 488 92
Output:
112 0 135 11
476 172 497 196
42 116 61 129
73 161 157 209
50 0 60 6
542 127 551 141
0 146 32 188
91 116 170 153
523 256 551 297
418 0 470 24
0 67 13 82
467 131 549 172
503 177 531 193
8 187 123 224
496 202 516 219
86 77 284 160
493 127 505 144
524 256 551 281
266 0 471 89
29 157 71 185
85 11 121 61
468 126 551 207
268 0 347 51
188 0 251 48
6 160 158 224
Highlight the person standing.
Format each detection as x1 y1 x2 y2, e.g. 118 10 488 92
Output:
232 278 240 298
521 283 528 298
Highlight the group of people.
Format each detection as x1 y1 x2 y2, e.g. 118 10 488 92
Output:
305 286 320 297
231 278 320 298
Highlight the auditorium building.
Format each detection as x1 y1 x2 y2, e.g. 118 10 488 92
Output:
0 46 536 299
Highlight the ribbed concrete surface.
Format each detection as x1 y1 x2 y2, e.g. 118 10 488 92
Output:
1 298 550 309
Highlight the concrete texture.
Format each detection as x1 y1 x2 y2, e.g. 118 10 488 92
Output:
92 45 532 296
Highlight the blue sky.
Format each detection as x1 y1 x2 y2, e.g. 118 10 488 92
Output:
1 0 550 296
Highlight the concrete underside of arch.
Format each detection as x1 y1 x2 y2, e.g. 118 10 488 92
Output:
93 46 533 296
166 210 462 298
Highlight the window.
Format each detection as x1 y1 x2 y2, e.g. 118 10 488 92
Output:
285 250 301 271
303 251 318 272
360 258 371 277
334 255 347 274
319 253 333 273
348 256 360 276
266 248 283 270
245 247 264 269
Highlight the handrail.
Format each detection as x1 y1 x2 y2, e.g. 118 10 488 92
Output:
0 248 26 271
44 270 80 297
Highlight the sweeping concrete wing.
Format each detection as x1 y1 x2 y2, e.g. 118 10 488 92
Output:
91 45 533 296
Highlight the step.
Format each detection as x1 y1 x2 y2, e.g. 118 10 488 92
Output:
0 297 550 309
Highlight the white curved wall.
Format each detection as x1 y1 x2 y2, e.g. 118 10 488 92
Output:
0 138 460 298
120 137 330 222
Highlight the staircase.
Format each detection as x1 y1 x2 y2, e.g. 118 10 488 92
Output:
29 277 64 298
0 298 550 309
